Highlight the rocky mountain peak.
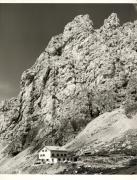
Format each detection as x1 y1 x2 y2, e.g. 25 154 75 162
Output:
1 13 137 173
102 13 120 30
45 14 94 57
63 14 94 41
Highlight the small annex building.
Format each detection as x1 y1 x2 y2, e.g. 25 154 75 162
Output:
38 146 75 164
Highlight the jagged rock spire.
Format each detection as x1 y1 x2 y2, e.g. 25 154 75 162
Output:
102 13 120 30
46 14 94 56
63 14 94 42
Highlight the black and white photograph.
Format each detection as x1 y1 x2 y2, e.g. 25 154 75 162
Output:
1 1 137 175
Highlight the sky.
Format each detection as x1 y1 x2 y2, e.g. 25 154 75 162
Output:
0 3 137 100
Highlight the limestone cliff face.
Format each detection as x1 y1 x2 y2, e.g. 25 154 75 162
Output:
1 13 137 156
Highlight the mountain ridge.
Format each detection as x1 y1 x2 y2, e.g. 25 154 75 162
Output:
0 13 137 173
